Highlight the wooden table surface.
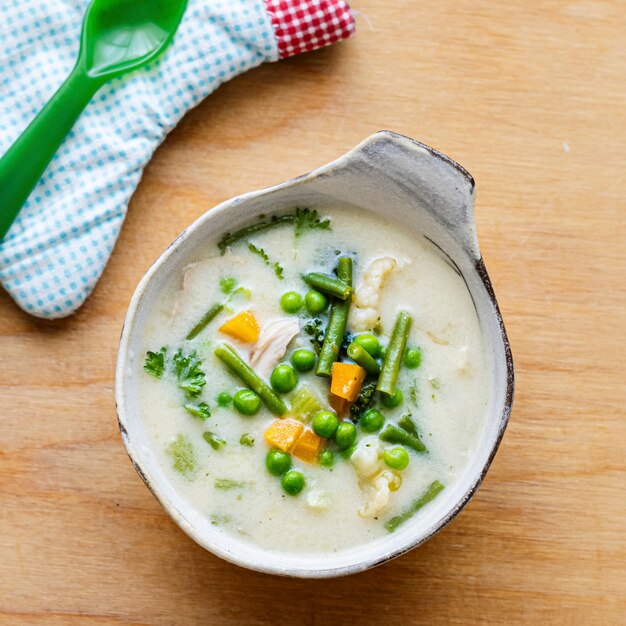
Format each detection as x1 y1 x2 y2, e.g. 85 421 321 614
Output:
2 1 625 624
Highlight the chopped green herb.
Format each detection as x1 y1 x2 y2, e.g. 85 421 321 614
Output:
409 380 419 407
172 349 206 397
350 382 377 422
429 377 440 390
166 434 197 477
144 347 167 378
217 208 330 254
247 242 284 280
203 431 226 450
384 480 445 532
303 318 325 355
210 513 231 526
214 479 250 490
183 401 211 420
220 276 238 294
239 433 255 447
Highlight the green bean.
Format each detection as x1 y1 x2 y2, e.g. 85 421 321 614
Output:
398 414 419 437
379 424 426 453
316 257 352 377
377 311 412 395
214 343 287 416
186 303 224 340
384 480 445 532
347 342 380 376
301 272 352 300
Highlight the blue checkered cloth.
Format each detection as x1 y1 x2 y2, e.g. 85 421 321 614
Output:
0 0 279 318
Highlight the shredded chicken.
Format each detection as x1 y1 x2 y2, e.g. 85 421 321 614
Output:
249 318 300 377
350 257 397 331
169 262 198 324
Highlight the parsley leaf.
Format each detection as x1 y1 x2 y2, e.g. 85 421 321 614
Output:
294 208 331 237
172 349 206 397
247 242 284 280
144 347 167 378
220 277 237 294
183 401 211 420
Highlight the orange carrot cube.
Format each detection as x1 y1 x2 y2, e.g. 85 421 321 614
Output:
329 393 351 417
291 429 323 464
219 310 260 343
330 362 367 402
264 419 303 452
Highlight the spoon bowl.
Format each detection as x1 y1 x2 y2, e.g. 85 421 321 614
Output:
82 0 188 78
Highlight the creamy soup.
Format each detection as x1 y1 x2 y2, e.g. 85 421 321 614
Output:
138 207 490 555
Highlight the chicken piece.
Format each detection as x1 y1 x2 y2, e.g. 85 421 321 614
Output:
249 318 299 378
350 257 397 331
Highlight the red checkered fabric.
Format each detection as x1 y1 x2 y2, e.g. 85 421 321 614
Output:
265 0 356 59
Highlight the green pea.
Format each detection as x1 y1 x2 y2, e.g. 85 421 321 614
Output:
312 410 339 439
383 446 410 470
360 408 385 433
280 292 303 314
353 333 381 358
281 470 306 495
304 290 329 315
335 421 357 449
291 348 316 373
319 450 335 468
381 388 403 408
216 391 232 407
232 389 261 416
270 364 298 393
404 347 422 369
265 450 292 476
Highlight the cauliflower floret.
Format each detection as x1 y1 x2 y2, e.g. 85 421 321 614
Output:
351 437 383 479
350 257 397 331
359 470 402 518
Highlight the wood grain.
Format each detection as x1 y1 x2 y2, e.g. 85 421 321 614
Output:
1 1 625 623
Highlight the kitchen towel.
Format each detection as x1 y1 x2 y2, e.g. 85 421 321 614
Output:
0 0 355 319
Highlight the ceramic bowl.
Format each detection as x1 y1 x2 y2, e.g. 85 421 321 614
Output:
115 131 514 578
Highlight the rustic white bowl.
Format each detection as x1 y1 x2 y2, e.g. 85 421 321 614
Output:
116 131 514 578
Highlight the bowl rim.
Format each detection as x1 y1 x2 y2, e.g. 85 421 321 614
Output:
115 131 514 578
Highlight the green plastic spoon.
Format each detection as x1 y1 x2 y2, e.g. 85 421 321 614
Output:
0 0 188 241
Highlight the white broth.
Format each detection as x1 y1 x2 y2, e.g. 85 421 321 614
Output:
137 207 490 555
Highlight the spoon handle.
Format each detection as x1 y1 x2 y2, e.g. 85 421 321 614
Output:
0 66 102 240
